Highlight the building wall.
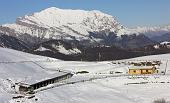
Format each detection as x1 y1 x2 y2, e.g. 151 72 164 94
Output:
128 68 155 75
19 86 30 93
18 73 73 93
129 69 141 75
30 73 73 90
141 69 154 74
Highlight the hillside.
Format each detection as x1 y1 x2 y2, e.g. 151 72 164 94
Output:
0 47 170 103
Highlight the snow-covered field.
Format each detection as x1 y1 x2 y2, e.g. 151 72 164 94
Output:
0 47 170 103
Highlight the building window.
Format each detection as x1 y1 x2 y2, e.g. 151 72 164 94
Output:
146 70 148 72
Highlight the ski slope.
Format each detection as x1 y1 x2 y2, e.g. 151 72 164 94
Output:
0 47 170 103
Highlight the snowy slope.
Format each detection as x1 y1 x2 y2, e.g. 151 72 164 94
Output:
0 47 121 103
0 47 170 103
33 76 170 103
0 47 56 62
32 53 170 103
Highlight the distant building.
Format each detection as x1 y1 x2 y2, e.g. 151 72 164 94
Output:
154 45 160 49
128 66 157 75
15 72 73 94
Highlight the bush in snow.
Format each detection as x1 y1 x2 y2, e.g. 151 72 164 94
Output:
153 99 170 103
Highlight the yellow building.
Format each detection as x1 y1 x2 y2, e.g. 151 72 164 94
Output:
128 66 157 75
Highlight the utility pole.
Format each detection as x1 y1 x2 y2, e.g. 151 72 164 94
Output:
98 52 101 61
164 60 168 75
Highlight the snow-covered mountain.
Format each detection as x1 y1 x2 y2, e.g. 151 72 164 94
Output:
0 7 170 46
0 7 154 48
132 25 170 38
119 25 170 44
1 7 128 40
2 7 170 60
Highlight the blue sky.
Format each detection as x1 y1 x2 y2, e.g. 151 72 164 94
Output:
0 0 170 27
